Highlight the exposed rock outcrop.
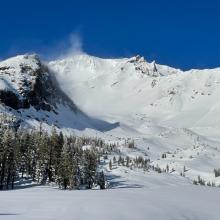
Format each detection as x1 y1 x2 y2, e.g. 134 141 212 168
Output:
0 54 77 112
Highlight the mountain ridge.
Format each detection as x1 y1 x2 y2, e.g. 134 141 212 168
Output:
0 54 118 132
0 52 220 187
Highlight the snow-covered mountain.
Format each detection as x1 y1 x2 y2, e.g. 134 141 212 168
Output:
1 53 220 185
49 53 220 184
0 54 117 131
1 53 220 219
49 53 220 136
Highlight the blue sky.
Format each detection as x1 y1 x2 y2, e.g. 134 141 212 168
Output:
0 0 220 70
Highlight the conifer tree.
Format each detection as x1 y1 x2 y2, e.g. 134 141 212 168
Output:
97 170 106 189
83 149 97 189
109 159 112 170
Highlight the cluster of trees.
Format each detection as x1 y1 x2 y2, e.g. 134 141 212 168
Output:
192 168 220 187
0 115 111 190
193 176 207 186
3 114 219 191
108 155 175 175
193 175 220 187
122 139 135 149
214 168 220 177
161 153 167 159
109 155 150 171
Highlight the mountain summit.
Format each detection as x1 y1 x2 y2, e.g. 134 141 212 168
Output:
0 54 117 131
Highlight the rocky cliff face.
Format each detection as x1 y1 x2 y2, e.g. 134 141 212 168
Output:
0 54 76 112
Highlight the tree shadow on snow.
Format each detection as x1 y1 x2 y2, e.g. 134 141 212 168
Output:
106 173 143 189
0 213 19 216
5 178 41 191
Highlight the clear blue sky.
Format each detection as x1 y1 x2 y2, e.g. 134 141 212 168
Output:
0 0 220 70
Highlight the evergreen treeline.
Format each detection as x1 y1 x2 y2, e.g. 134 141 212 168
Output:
0 115 111 190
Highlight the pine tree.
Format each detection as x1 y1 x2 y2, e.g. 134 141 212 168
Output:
166 164 169 172
109 159 112 170
126 156 130 167
97 170 106 189
83 149 97 189
2 129 18 189
113 156 116 164
47 126 63 182
0 128 6 190
57 142 72 189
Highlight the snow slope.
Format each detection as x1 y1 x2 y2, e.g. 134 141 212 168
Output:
49 53 220 184
49 54 220 132
1 175 220 220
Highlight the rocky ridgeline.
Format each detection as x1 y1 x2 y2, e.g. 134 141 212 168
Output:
0 55 76 112
127 55 160 77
